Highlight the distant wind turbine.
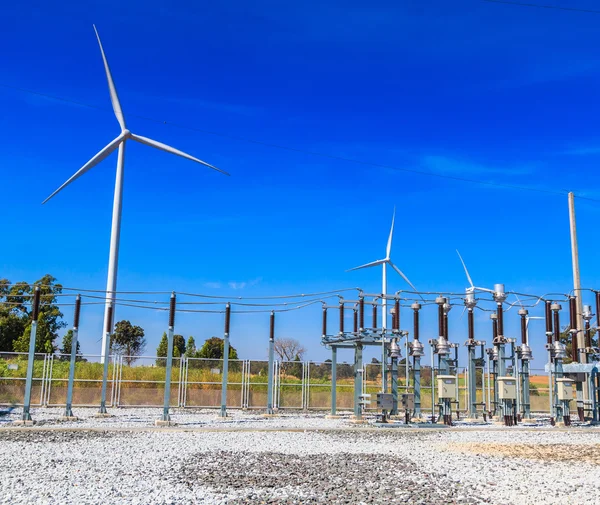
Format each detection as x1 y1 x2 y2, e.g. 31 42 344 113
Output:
347 208 419 332
43 25 229 362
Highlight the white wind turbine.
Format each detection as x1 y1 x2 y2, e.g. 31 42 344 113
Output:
43 25 229 362
347 208 418 332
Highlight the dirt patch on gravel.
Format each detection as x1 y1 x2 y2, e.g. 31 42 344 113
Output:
445 442 600 464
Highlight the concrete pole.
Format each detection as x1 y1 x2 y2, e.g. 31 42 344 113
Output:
220 303 231 418
381 263 387 393
568 192 587 359
64 295 81 419
22 287 41 422
101 142 126 364
160 293 176 422
353 343 363 419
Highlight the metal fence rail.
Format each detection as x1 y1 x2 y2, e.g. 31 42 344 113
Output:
0 352 557 413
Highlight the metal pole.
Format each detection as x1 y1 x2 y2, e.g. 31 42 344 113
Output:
98 303 114 414
101 142 126 364
354 343 363 419
220 303 231 418
64 295 81 419
22 287 41 422
267 311 275 415
160 293 176 422
411 303 423 418
390 339 399 415
330 346 337 416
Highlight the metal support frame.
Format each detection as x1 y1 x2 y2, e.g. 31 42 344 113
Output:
267 311 275 414
330 346 337 416
64 295 81 418
160 293 177 422
354 343 364 419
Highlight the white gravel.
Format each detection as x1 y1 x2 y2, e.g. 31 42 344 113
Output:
1 408 599 504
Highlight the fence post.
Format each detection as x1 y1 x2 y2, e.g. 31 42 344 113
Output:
21 286 41 423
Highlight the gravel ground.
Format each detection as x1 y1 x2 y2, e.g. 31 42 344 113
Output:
1 409 600 504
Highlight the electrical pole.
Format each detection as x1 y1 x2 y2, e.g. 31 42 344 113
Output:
568 192 586 361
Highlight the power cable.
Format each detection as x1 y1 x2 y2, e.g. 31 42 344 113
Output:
1 83 598 202
482 0 600 14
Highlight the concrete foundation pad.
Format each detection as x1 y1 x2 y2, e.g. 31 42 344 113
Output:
349 419 369 424
94 413 113 418
58 416 79 422
325 415 342 419
261 413 279 418
12 420 35 426
154 420 177 427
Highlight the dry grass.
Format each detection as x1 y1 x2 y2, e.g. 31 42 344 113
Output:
445 442 600 464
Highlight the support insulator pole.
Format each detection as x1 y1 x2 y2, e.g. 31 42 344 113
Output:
322 307 327 336
413 305 420 340
169 292 176 329
468 309 475 341
372 303 377 329
224 303 231 335
569 296 578 361
585 320 592 349
553 307 560 343
492 317 498 341
339 303 344 334
497 303 504 337
32 286 41 322
394 299 400 331
73 295 81 330
359 298 365 331
270 311 275 342
443 313 449 339
353 309 358 333
545 300 553 345
520 313 527 346
438 302 444 337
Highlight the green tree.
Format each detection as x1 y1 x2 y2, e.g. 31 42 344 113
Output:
156 333 187 366
198 336 238 360
11 275 67 354
110 320 146 366
59 329 82 360
173 334 186 357
184 336 197 358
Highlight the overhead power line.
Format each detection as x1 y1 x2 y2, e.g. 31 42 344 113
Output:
1 83 597 202
482 0 600 14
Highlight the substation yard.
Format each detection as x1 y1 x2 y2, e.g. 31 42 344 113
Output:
1 409 600 505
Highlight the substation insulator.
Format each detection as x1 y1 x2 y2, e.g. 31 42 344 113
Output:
468 309 475 342
497 303 504 338
372 304 377 329
520 344 533 360
339 304 344 334
224 303 231 335
553 340 567 359
520 313 527 346
552 304 561 343
322 308 327 336
436 336 450 356
412 303 420 341
493 284 507 303
73 295 81 330
394 299 400 331
31 286 41 322
359 298 365 331
353 310 358 333
596 292 600 330
545 300 553 344
269 311 275 342
169 292 176 328
105 304 114 334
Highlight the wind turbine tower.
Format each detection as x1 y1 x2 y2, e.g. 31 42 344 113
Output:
43 26 229 362
347 208 418 392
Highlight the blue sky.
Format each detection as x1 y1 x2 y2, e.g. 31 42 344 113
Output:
2 0 600 366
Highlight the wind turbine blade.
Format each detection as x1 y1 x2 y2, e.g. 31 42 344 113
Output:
93 25 126 130
130 133 229 176
42 134 126 204
456 250 475 288
460 305 467 320
346 259 386 272
386 207 395 260
388 261 418 292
